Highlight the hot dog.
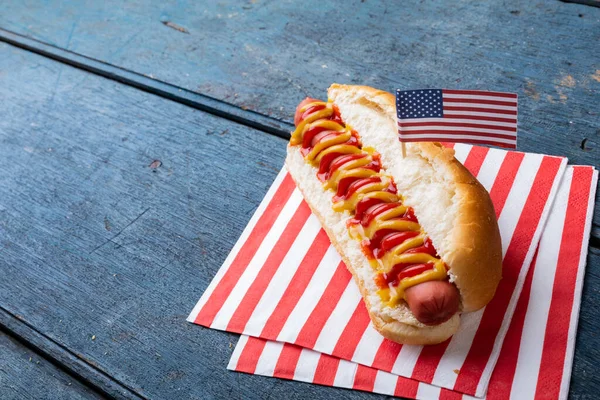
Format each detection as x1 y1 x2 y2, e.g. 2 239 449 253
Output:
286 84 502 345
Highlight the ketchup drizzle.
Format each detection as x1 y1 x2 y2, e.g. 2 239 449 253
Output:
294 99 445 291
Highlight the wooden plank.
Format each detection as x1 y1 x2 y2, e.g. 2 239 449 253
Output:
0 308 143 400
571 246 600 396
0 28 292 140
0 0 598 236
0 330 105 400
1 41 599 400
0 42 383 400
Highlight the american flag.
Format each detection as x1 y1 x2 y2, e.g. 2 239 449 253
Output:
396 89 518 149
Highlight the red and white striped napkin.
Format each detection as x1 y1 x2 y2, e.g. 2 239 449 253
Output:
188 144 568 396
227 165 597 400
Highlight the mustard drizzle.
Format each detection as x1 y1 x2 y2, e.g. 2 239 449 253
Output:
292 100 447 305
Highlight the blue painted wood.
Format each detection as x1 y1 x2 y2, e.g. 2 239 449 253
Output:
0 331 105 399
0 40 598 400
0 43 386 400
0 28 292 140
572 246 600 397
0 308 143 399
0 0 598 239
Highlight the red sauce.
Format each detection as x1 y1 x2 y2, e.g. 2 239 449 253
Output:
301 130 346 157
376 231 421 258
335 177 361 199
404 237 437 257
374 263 434 288
334 177 380 202
299 104 326 123
317 152 343 180
302 125 329 149
354 197 386 221
331 104 344 124
295 99 446 294
329 154 368 175
361 240 374 259
336 177 381 202
315 138 361 181
363 228 399 257
403 207 418 222
361 203 399 226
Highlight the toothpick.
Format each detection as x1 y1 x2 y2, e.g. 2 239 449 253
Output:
401 141 406 158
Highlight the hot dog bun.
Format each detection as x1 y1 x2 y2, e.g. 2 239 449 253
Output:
285 84 502 345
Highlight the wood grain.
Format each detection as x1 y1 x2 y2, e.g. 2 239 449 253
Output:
0 308 144 400
572 246 600 397
0 331 105 400
0 0 598 238
0 40 598 399
0 42 384 400
0 27 293 140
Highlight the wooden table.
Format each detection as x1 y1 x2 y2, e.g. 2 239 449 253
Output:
0 1 598 399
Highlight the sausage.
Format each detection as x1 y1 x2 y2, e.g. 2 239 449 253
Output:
404 281 460 326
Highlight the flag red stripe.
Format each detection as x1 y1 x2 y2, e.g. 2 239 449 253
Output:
273 343 304 380
260 229 331 339
485 250 538 400
535 167 592 399
401 137 516 149
330 302 372 360
294 262 353 348
399 121 517 132
371 339 403 372
444 106 517 115
437 114 517 124
394 376 420 398
443 98 517 107
194 174 296 326
352 364 378 391
488 152 526 218
399 130 516 140
411 339 452 383
463 146 490 177
312 353 341 386
226 202 312 332
443 89 518 98
235 337 267 374
453 156 563 394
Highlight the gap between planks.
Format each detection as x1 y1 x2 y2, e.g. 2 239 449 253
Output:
0 27 598 249
0 307 147 400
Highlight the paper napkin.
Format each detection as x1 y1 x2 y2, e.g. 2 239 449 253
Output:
228 165 597 400
189 144 567 396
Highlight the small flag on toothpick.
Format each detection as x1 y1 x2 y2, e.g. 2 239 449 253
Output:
396 89 518 149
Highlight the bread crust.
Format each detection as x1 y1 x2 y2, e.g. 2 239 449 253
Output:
328 84 502 312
